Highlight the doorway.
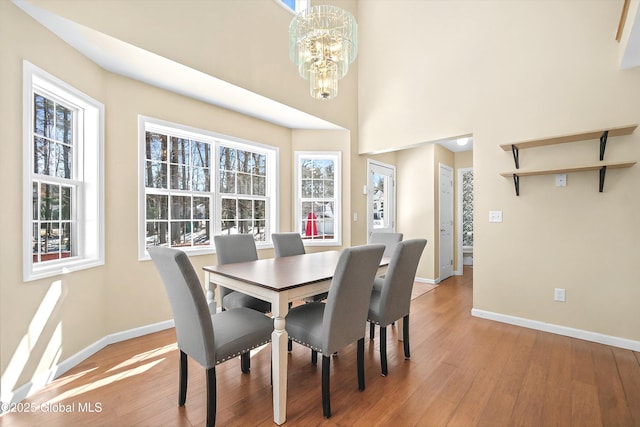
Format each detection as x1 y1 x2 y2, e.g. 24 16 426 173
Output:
366 160 396 238
439 164 454 281
457 168 474 274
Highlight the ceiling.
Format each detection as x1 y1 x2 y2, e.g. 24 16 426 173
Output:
12 0 343 131
439 137 473 153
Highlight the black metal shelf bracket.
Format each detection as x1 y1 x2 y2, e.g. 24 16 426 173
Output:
511 144 520 169
512 174 520 196
599 130 608 161
599 165 607 192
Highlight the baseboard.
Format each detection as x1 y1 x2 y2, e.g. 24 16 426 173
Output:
471 308 640 352
415 276 437 285
2 319 174 406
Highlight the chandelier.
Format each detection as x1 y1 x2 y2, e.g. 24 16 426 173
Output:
289 5 358 101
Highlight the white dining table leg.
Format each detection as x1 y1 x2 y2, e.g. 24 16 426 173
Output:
203 271 223 314
271 292 289 425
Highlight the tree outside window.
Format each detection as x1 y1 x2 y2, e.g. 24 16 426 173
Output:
140 118 277 258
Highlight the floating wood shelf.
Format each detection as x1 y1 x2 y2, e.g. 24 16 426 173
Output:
500 124 637 196
500 124 638 170
501 161 636 196
499 124 637 152
499 161 637 178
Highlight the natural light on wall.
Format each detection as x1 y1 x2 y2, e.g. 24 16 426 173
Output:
1 280 63 404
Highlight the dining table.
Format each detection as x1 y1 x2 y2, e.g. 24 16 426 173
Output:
203 250 389 425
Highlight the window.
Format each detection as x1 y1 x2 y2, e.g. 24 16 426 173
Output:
278 0 309 13
23 61 104 281
139 117 277 258
219 146 268 240
294 152 341 245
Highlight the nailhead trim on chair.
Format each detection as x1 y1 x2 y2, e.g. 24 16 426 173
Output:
289 337 322 353
215 339 271 365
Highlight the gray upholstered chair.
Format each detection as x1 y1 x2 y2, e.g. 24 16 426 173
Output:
272 232 305 258
213 234 271 313
272 232 328 306
147 246 272 427
285 244 385 418
367 238 427 376
369 231 403 257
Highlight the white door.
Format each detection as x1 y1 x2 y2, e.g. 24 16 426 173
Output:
439 164 454 281
367 160 396 238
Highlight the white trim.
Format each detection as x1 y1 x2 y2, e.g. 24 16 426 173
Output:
22 61 105 282
293 151 342 246
272 0 310 14
415 276 438 285
471 309 640 352
366 159 397 238
138 116 279 260
1 320 174 406
438 163 454 281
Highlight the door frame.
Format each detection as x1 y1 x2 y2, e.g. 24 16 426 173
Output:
366 159 397 239
438 163 454 282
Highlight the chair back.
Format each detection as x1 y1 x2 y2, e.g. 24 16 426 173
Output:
377 239 427 324
214 234 259 299
272 232 305 257
369 232 403 257
322 244 385 354
148 246 216 369
214 234 258 264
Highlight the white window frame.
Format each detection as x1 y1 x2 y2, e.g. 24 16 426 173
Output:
294 151 342 247
275 0 309 14
138 116 278 260
23 61 105 282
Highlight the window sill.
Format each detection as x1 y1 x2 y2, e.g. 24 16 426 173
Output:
25 257 105 282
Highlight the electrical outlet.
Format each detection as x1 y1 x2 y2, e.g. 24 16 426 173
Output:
554 288 566 302
489 210 503 223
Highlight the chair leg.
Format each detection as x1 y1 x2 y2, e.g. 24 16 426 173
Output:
241 352 250 373
288 302 293 352
403 314 410 359
179 350 188 406
322 355 331 418
206 367 216 427
380 326 388 376
311 349 318 365
357 337 365 390
369 321 375 340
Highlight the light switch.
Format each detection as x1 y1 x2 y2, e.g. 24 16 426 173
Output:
489 210 503 223
555 174 567 187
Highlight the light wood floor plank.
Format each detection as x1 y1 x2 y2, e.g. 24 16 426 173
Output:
2 267 640 426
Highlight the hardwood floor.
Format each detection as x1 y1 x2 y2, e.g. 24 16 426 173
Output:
2 267 639 426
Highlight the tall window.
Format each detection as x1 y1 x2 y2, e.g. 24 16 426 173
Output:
295 152 341 245
23 62 104 281
139 117 277 258
219 146 268 240
143 130 212 249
